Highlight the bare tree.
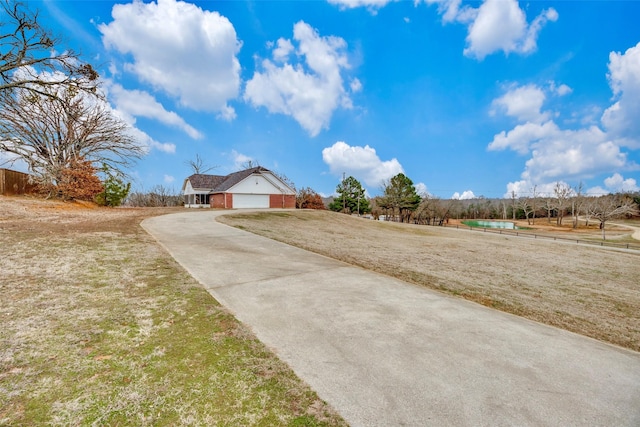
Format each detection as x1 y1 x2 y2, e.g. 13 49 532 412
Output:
553 182 573 226
272 169 296 193
149 185 181 207
418 196 455 225
572 182 585 229
125 185 181 207
587 194 639 240
543 197 554 224
518 197 534 225
238 159 260 170
530 185 538 225
500 199 507 220
0 0 99 98
0 84 143 193
510 190 517 220
185 154 217 175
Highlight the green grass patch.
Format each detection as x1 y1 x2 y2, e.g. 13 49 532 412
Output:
0 213 345 426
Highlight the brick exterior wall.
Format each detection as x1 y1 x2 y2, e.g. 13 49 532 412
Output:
270 194 296 209
210 193 228 208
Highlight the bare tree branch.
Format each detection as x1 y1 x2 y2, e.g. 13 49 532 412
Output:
587 194 639 240
185 153 217 175
0 0 99 99
0 84 143 192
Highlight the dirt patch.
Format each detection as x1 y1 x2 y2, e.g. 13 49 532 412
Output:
218 210 640 352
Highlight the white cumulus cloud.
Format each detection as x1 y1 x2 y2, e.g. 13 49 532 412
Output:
490 120 626 183
601 42 640 149
333 0 556 59
452 190 476 200
230 150 255 170
491 84 549 123
415 182 429 196
552 83 573 96
108 83 203 140
420 0 465 23
244 21 357 137
490 44 640 196
504 180 566 198
488 121 557 155
463 0 557 59
603 173 639 192
322 141 404 188
99 0 241 120
417 0 557 59
127 125 176 154
328 0 395 12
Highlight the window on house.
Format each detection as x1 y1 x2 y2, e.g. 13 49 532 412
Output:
194 194 210 205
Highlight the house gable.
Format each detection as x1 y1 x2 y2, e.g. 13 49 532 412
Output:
228 173 284 195
182 179 195 195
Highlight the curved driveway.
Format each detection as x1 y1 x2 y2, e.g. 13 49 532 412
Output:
142 210 640 426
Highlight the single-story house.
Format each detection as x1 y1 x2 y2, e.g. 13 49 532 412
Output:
182 166 296 209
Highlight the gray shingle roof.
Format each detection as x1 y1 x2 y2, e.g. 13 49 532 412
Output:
186 167 272 193
187 174 226 190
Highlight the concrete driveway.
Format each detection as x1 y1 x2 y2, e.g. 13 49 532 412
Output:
142 210 640 426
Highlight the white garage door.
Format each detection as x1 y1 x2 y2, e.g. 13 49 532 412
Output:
233 194 270 208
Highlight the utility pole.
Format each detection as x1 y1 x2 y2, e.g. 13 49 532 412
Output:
342 172 346 213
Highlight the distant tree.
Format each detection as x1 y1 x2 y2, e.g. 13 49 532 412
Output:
553 182 573 226
518 197 534 225
530 185 538 225
543 197 555 224
414 195 452 225
329 176 369 214
571 182 585 229
588 194 639 240
95 165 130 207
126 185 181 207
632 193 640 212
499 199 508 220
296 187 325 209
0 0 99 99
369 196 383 220
379 173 421 223
239 159 260 170
273 170 296 193
449 198 463 220
53 157 103 201
148 185 179 207
185 154 217 175
510 190 517 220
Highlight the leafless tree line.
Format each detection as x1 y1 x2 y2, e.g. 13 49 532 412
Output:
125 185 182 207
371 187 638 239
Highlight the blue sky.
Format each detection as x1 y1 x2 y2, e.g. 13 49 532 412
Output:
23 0 640 198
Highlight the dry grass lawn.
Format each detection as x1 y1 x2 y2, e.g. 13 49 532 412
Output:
218 210 640 352
0 197 345 426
